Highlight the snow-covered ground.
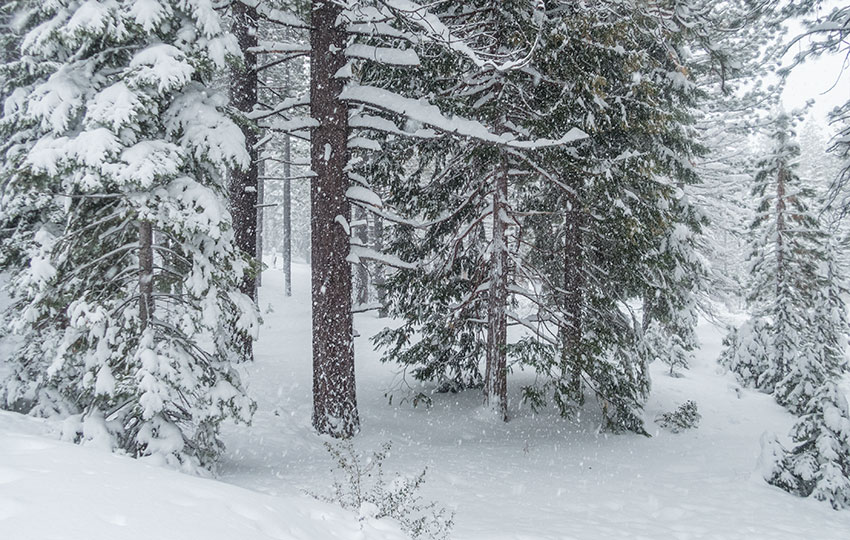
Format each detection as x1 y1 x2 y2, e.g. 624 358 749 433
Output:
3 262 850 539
0 410 406 540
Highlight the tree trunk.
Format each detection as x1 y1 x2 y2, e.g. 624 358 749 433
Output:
484 155 509 421
229 0 259 359
282 60 293 297
373 215 388 317
310 0 359 438
355 207 370 306
139 221 154 331
257 157 264 291
283 133 292 297
562 191 584 403
775 164 786 376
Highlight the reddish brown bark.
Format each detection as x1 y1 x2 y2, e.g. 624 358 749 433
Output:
310 0 359 438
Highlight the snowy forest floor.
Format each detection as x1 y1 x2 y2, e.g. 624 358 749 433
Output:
3 262 850 539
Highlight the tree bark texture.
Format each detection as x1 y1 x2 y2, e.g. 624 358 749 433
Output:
139 221 154 331
310 0 359 438
230 1 259 304
257 157 265 290
775 164 787 376
484 156 509 421
283 133 293 297
355 206 370 306
562 190 585 403
228 1 259 361
373 215 387 317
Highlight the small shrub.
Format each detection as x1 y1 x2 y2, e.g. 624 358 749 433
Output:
314 441 454 540
655 400 701 433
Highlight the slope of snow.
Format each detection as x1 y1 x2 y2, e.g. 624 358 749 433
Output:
0 412 404 540
221 263 850 540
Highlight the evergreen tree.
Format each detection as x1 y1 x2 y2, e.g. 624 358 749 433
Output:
371 0 584 420
744 2 850 509
764 382 850 509
521 0 705 430
244 0 311 297
719 317 771 388
721 113 845 405
0 0 257 469
374 0 706 432
258 0 519 436
778 2 850 215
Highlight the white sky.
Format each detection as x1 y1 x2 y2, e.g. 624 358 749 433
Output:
782 47 849 121
781 4 849 123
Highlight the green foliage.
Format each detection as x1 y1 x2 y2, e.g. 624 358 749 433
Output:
719 319 771 389
764 383 850 509
721 113 848 404
0 0 257 470
655 401 701 433
368 1 707 435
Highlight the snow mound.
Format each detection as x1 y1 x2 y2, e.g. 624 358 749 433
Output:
0 411 405 540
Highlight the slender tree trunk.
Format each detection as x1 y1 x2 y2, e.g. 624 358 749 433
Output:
139 221 154 330
229 1 259 359
775 164 787 376
257 157 264 290
311 0 359 438
373 215 388 317
283 133 292 297
355 207 370 306
562 191 584 403
282 60 293 297
484 156 509 421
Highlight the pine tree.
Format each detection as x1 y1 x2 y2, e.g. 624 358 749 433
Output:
775 239 849 414
246 0 311 298
765 382 850 509
374 0 706 432
744 2 850 509
371 0 587 421
719 317 771 388
0 0 257 469
721 113 842 401
257 0 490 436
262 0 574 432
519 0 704 430
777 2 850 215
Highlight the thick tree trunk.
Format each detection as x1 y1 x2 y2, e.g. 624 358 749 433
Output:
562 191 584 403
229 1 259 359
283 133 292 297
484 156 509 421
310 0 359 438
139 221 154 331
